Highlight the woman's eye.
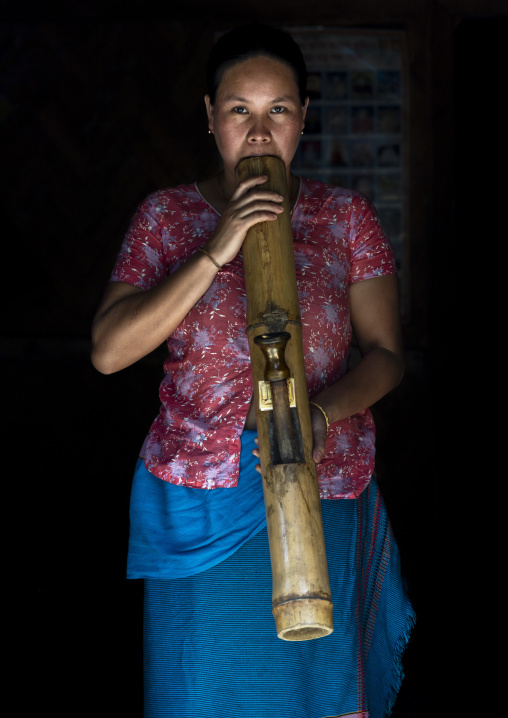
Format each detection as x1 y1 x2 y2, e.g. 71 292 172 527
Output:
232 106 247 114
271 106 286 113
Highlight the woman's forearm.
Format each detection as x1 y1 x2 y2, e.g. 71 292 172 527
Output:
91 250 219 374
312 345 405 425
92 176 288 375
311 274 405 425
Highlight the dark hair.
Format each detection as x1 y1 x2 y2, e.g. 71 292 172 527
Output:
206 23 308 105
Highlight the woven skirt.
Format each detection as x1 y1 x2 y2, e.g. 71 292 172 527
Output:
142 477 415 718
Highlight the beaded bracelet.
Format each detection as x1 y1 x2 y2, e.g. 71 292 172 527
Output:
309 401 330 434
198 247 221 269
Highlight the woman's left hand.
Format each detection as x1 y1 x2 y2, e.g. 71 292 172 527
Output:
252 437 262 473
310 404 328 464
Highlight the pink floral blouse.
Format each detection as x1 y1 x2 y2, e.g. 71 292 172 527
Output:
110 178 396 498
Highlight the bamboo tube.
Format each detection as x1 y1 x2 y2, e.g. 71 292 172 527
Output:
237 155 333 641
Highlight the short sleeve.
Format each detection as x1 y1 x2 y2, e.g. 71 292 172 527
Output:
348 196 397 284
109 194 167 291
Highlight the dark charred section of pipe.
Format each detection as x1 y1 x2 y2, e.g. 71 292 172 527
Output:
268 407 304 466
255 332 305 465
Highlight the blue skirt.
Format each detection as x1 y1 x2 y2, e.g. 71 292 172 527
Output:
128 431 267 579
137 454 415 717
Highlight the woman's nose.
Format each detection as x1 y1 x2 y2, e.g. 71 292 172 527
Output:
247 118 271 143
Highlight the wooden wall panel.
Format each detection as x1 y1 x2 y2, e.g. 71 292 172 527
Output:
1 22 217 337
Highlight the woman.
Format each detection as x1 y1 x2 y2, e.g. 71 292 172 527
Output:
92 23 414 718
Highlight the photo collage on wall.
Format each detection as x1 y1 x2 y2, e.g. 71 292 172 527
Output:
290 30 408 315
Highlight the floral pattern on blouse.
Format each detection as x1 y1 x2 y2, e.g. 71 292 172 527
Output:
110 178 396 498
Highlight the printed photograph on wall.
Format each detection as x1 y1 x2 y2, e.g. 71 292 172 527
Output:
289 29 409 320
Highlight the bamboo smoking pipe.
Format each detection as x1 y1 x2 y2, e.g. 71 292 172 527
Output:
237 154 333 641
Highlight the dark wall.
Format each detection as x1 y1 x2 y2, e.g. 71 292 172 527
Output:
2 2 504 715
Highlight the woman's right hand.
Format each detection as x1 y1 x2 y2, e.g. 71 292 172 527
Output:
204 175 285 267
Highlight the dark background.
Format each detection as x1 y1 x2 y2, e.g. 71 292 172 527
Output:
2 1 504 715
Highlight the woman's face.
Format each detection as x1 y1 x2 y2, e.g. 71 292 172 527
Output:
205 55 309 179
